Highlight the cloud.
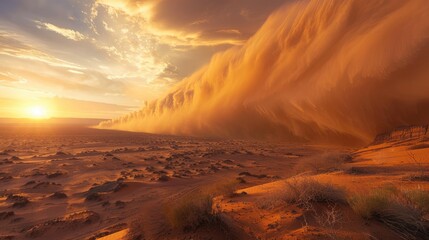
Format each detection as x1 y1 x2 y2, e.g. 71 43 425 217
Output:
1 0 286 117
96 0 289 46
100 0 429 145
96 0 154 15
149 0 288 43
35 21 86 41
0 1 175 109
0 36 85 71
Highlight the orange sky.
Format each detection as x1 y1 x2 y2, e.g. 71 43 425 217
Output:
0 0 287 118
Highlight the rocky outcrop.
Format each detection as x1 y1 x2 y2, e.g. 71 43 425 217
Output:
372 125 429 145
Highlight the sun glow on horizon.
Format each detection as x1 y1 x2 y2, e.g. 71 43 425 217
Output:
27 105 50 119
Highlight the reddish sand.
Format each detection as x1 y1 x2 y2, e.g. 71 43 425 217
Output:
0 121 428 239
0 121 335 239
215 133 429 239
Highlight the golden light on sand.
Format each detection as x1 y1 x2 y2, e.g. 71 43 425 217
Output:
27 105 49 119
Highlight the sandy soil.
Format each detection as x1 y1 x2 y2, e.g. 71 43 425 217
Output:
215 133 429 239
1 121 428 239
0 121 341 240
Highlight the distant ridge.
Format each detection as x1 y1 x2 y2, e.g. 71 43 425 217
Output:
372 125 429 145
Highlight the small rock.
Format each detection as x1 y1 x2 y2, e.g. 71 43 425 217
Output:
115 201 125 208
236 177 246 184
267 222 278 230
49 192 67 199
0 176 12 181
238 172 252 176
0 235 15 240
157 175 170 182
85 193 102 202
88 180 126 194
46 171 65 179
133 174 145 179
23 180 36 186
222 159 234 164
0 211 14 220
55 151 68 156
7 195 29 208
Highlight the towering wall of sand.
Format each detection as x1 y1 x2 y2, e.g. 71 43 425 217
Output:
99 0 429 145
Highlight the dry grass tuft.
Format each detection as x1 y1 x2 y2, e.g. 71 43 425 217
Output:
164 180 239 231
283 177 347 209
206 179 239 198
403 152 429 182
126 219 144 240
349 186 429 240
164 190 214 231
294 152 353 174
258 177 346 210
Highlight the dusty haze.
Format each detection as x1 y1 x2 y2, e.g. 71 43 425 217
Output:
99 0 429 145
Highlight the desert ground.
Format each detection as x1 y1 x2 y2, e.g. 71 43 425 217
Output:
0 120 428 240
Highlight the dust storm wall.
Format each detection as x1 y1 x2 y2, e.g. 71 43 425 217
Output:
99 0 429 145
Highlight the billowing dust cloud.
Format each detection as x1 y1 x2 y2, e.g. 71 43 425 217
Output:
99 0 429 145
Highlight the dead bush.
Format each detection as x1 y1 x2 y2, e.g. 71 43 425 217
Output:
258 177 346 210
164 190 214 231
282 177 347 209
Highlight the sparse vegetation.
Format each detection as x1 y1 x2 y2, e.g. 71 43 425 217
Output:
349 186 429 240
258 177 346 210
164 180 239 231
315 204 343 229
282 177 347 209
126 218 145 240
314 204 344 239
206 179 239 197
294 152 353 174
258 177 347 239
402 188 429 214
164 190 214 231
403 152 429 182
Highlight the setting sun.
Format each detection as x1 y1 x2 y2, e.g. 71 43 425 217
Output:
1 1 429 239
28 106 49 119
